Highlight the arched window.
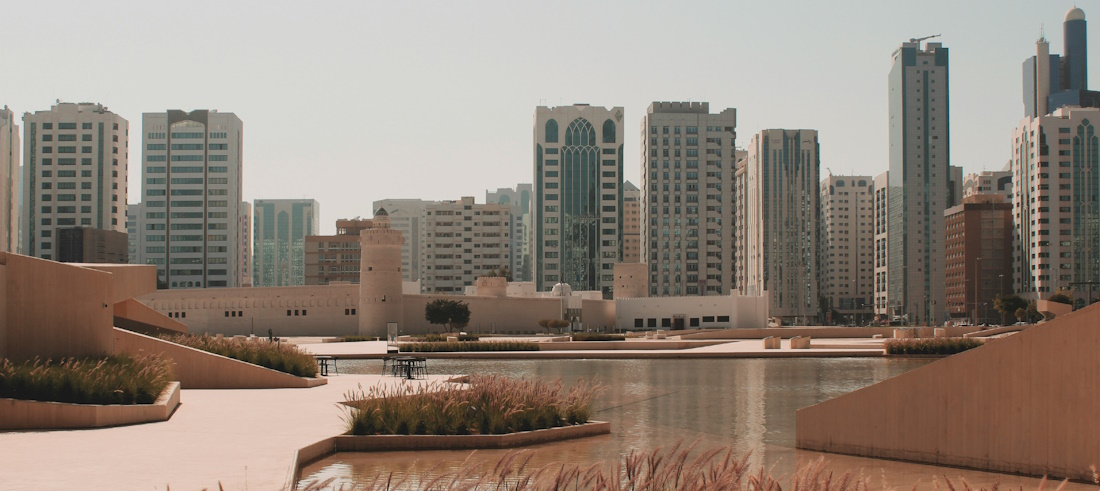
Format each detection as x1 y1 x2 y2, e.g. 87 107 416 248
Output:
603 119 616 143
565 118 595 146
545 120 558 143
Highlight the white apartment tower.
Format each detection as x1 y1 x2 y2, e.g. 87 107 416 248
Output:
1011 106 1100 301
738 129 821 324
887 39 950 325
420 197 512 294
533 104 624 297
21 103 128 259
139 110 243 288
641 102 736 296
1 106 18 253
819 175 874 322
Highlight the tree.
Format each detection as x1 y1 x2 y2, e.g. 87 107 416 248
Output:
1015 307 1028 324
424 299 471 333
485 266 513 281
537 319 570 334
994 294 1027 323
1048 289 1073 306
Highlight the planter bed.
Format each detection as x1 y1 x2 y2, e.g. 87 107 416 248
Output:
0 381 180 430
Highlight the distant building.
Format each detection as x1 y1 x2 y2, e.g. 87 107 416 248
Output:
819 175 874 323
239 201 251 287
21 103 128 260
0 106 18 253
486 184 533 281
641 102 737 296
304 218 371 285
126 203 140 264
252 199 320 287
944 194 1012 324
621 181 641 264
1022 8 1097 118
56 227 128 263
420 196 511 294
887 39 950 326
738 129 820 324
372 198 426 282
873 171 890 320
138 109 243 288
963 169 1012 199
533 104 624 297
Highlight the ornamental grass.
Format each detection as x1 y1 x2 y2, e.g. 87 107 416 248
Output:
0 354 173 405
160 333 318 377
884 337 983 355
399 341 538 353
343 375 604 436
571 333 626 342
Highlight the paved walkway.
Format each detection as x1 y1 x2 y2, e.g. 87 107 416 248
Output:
0 373 453 491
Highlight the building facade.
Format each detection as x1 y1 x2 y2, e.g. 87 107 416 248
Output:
420 196 511 294
887 39 950 326
252 199 319 287
138 110 243 288
372 198 425 283
738 129 820 324
1011 106 1100 302
820 175 874 323
56 227 129 263
533 104 624 297
963 169 1013 199
873 171 890 320
641 102 736 296
0 106 18 253
21 103 128 260
944 194 1013 324
304 218 371 285
486 184 533 281
239 201 251 287
1023 8 1097 118
622 181 641 264
126 203 140 264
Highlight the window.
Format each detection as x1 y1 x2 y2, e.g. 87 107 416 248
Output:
545 119 558 143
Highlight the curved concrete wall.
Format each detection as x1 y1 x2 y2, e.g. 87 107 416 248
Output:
359 228 404 338
796 302 1100 480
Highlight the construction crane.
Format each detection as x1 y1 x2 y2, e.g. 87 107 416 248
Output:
909 34 941 48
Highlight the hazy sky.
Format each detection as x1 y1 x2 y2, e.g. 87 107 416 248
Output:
3 0 1095 234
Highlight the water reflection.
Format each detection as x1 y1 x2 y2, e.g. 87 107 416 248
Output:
300 358 1091 490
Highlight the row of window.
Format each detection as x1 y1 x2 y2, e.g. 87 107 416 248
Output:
41 122 120 131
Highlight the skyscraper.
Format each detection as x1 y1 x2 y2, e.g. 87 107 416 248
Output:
621 181 641 264
819 175 874 323
1024 8 1099 118
126 203 140 264
21 103 128 260
486 184 533 281
138 110 243 288
0 106 18 253
738 129 821 324
888 39 949 326
253 199 320 287
641 102 736 296
533 104 624 297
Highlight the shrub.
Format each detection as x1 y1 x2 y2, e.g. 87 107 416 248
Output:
342 335 376 342
0 354 173 405
160 334 319 377
884 337 983 355
399 341 538 352
343 375 604 436
571 333 625 342
414 333 481 342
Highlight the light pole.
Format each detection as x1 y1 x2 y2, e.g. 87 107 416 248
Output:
998 273 1006 326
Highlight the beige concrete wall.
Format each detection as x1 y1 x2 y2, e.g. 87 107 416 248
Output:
79 263 157 304
113 299 188 336
2 253 114 361
401 294 562 334
795 302 1100 481
581 299 615 329
0 382 179 430
112 328 326 389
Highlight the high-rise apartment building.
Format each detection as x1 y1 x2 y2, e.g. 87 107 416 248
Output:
239 201 251 287
486 184 533 281
738 129 820 324
1023 9 1099 118
622 181 641 264
963 169 1012 199
533 104 624 296
887 39 950 326
873 171 890 320
1011 106 1100 301
253 199 319 287
56 227 128 263
420 196 511 294
641 102 736 296
372 198 426 283
126 203 140 264
1 106 18 253
138 110 243 288
21 103 128 260
944 194 1013 324
819 175 874 323
305 218 371 285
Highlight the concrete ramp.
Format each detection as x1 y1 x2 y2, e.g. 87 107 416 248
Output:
796 302 1100 480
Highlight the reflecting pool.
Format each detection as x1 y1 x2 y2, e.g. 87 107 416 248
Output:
299 358 1092 490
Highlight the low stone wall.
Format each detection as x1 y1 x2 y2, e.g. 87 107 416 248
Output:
112 328 326 389
0 381 180 430
292 421 610 487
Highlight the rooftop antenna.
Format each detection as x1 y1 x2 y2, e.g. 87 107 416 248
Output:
909 34 941 49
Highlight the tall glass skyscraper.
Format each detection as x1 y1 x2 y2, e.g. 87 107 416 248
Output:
253 199 319 287
533 104 624 297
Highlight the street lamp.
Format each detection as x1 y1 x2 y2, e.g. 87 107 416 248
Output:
998 273 1006 326
973 257 982 325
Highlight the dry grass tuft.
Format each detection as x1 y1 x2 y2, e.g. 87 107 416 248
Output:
161 333 319 377
0 354 173 405
884 338 982 355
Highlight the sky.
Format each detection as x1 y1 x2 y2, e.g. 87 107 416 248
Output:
3 0 1096 234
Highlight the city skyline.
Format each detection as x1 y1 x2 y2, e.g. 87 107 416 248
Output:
3 1 1094 234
